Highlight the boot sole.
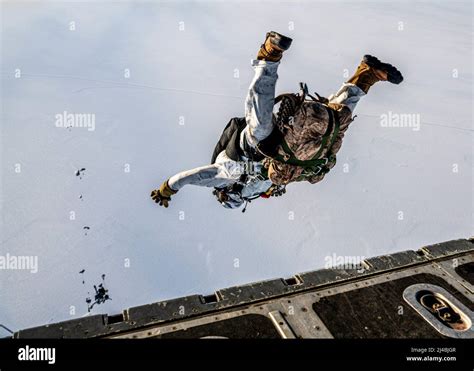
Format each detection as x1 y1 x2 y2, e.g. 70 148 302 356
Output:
363 55 404 84
267 31 293 51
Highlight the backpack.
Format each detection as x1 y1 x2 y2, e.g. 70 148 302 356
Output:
211 83 342 182
260 83 342 182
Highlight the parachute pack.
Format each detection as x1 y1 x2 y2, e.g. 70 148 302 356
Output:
211 82 342 183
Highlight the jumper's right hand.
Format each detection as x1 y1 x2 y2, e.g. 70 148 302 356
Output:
151 180 177 208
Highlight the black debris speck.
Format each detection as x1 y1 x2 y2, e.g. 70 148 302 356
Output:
75 168 86 179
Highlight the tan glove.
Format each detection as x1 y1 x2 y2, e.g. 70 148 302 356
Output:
150 180 177 208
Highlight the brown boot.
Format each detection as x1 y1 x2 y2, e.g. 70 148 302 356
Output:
257 31 292 62
347 55 403 93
